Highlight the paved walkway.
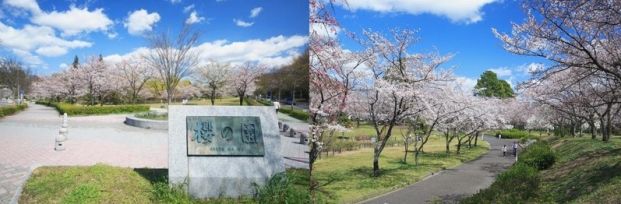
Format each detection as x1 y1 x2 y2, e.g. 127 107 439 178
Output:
0 104 309 203
276 112 309 169
362 136 518 204
0 104 167 203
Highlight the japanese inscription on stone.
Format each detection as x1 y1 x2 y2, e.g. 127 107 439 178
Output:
186 116 264 156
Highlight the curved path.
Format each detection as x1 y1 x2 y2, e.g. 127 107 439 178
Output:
362 136 518 204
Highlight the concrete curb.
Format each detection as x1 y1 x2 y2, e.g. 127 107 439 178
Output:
124 116 168 130
9 164 38 204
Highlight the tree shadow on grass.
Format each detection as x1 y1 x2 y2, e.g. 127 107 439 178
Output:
550 148 621 203
134 168 169 184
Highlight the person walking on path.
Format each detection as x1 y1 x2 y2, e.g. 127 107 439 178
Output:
512 142 518 157
502 145 507 156
499 134 502 140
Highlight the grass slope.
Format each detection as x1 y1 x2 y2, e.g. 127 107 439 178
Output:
464 136 621 203
540 137 621 203
314 135 490 203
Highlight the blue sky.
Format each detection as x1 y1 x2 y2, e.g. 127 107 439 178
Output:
327 0 548 91
0 0 308 75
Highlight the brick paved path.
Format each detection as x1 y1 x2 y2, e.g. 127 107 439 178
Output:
0 104 167 204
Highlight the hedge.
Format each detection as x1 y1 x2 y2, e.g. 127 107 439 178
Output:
36 101 149 116
496 129 531 139
519 142 556 170
0 104 28 118
278 108 309 121
251 98 310 121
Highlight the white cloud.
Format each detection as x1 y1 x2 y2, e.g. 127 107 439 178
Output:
105 35 308 68
518 63 544 75
185 11 205 24
183 4 195 13
169 0 181 4
2 0 41 14
310 23 341 39
124 9 160 36
250 7 262 18
106 31 118 39
455 76 477 93
0 22 91 65
11 48 43 67
193 35 307 66
35 46 67 57
488 67 512 78
31 5 113 36
59 63 68 69
234 19 253 27
335 0 497 24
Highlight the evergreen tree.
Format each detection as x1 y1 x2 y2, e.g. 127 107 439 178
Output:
72 55 79 69
474 71 514 98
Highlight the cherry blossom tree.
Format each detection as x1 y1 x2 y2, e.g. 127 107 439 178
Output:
231 62 266 106
115 58 153 103
355 28 453 176
196 62 231 105
79 57 109 105
494 0 621 141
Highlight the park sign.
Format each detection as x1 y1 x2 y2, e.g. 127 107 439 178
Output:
186 116 265 156
168 106 285 199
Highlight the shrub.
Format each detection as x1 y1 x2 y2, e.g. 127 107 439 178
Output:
0 104 28 117
37 101 149 116
519 142 556 170
496 129 530 139
278 108 309 121
463 163 540 203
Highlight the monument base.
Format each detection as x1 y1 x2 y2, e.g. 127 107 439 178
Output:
168 106 285 198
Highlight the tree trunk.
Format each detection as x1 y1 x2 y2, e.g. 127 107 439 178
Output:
238 91 245 106
589 121 596 139
414 150 420 166
372 151 381 177
210 88 216 105
474 132 479 146
403 141 408 164
445 132 450 154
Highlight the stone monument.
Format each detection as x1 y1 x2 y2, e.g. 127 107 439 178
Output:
168 106 285 198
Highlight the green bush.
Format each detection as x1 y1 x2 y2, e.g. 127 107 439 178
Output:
496 129 530 139
37 101 149 116
0 104 28 117
519 142 555 170
278 108 309 121
462 163 540 203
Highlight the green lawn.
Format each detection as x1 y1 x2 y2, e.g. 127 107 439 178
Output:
20 164 312 204
314 134 490 203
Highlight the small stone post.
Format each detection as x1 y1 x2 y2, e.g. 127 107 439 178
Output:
282 124 290 132
299 133 307 144
278 121 282 130
55 113 68 151
289 129 296 137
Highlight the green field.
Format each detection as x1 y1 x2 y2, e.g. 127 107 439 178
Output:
314 134 490 203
